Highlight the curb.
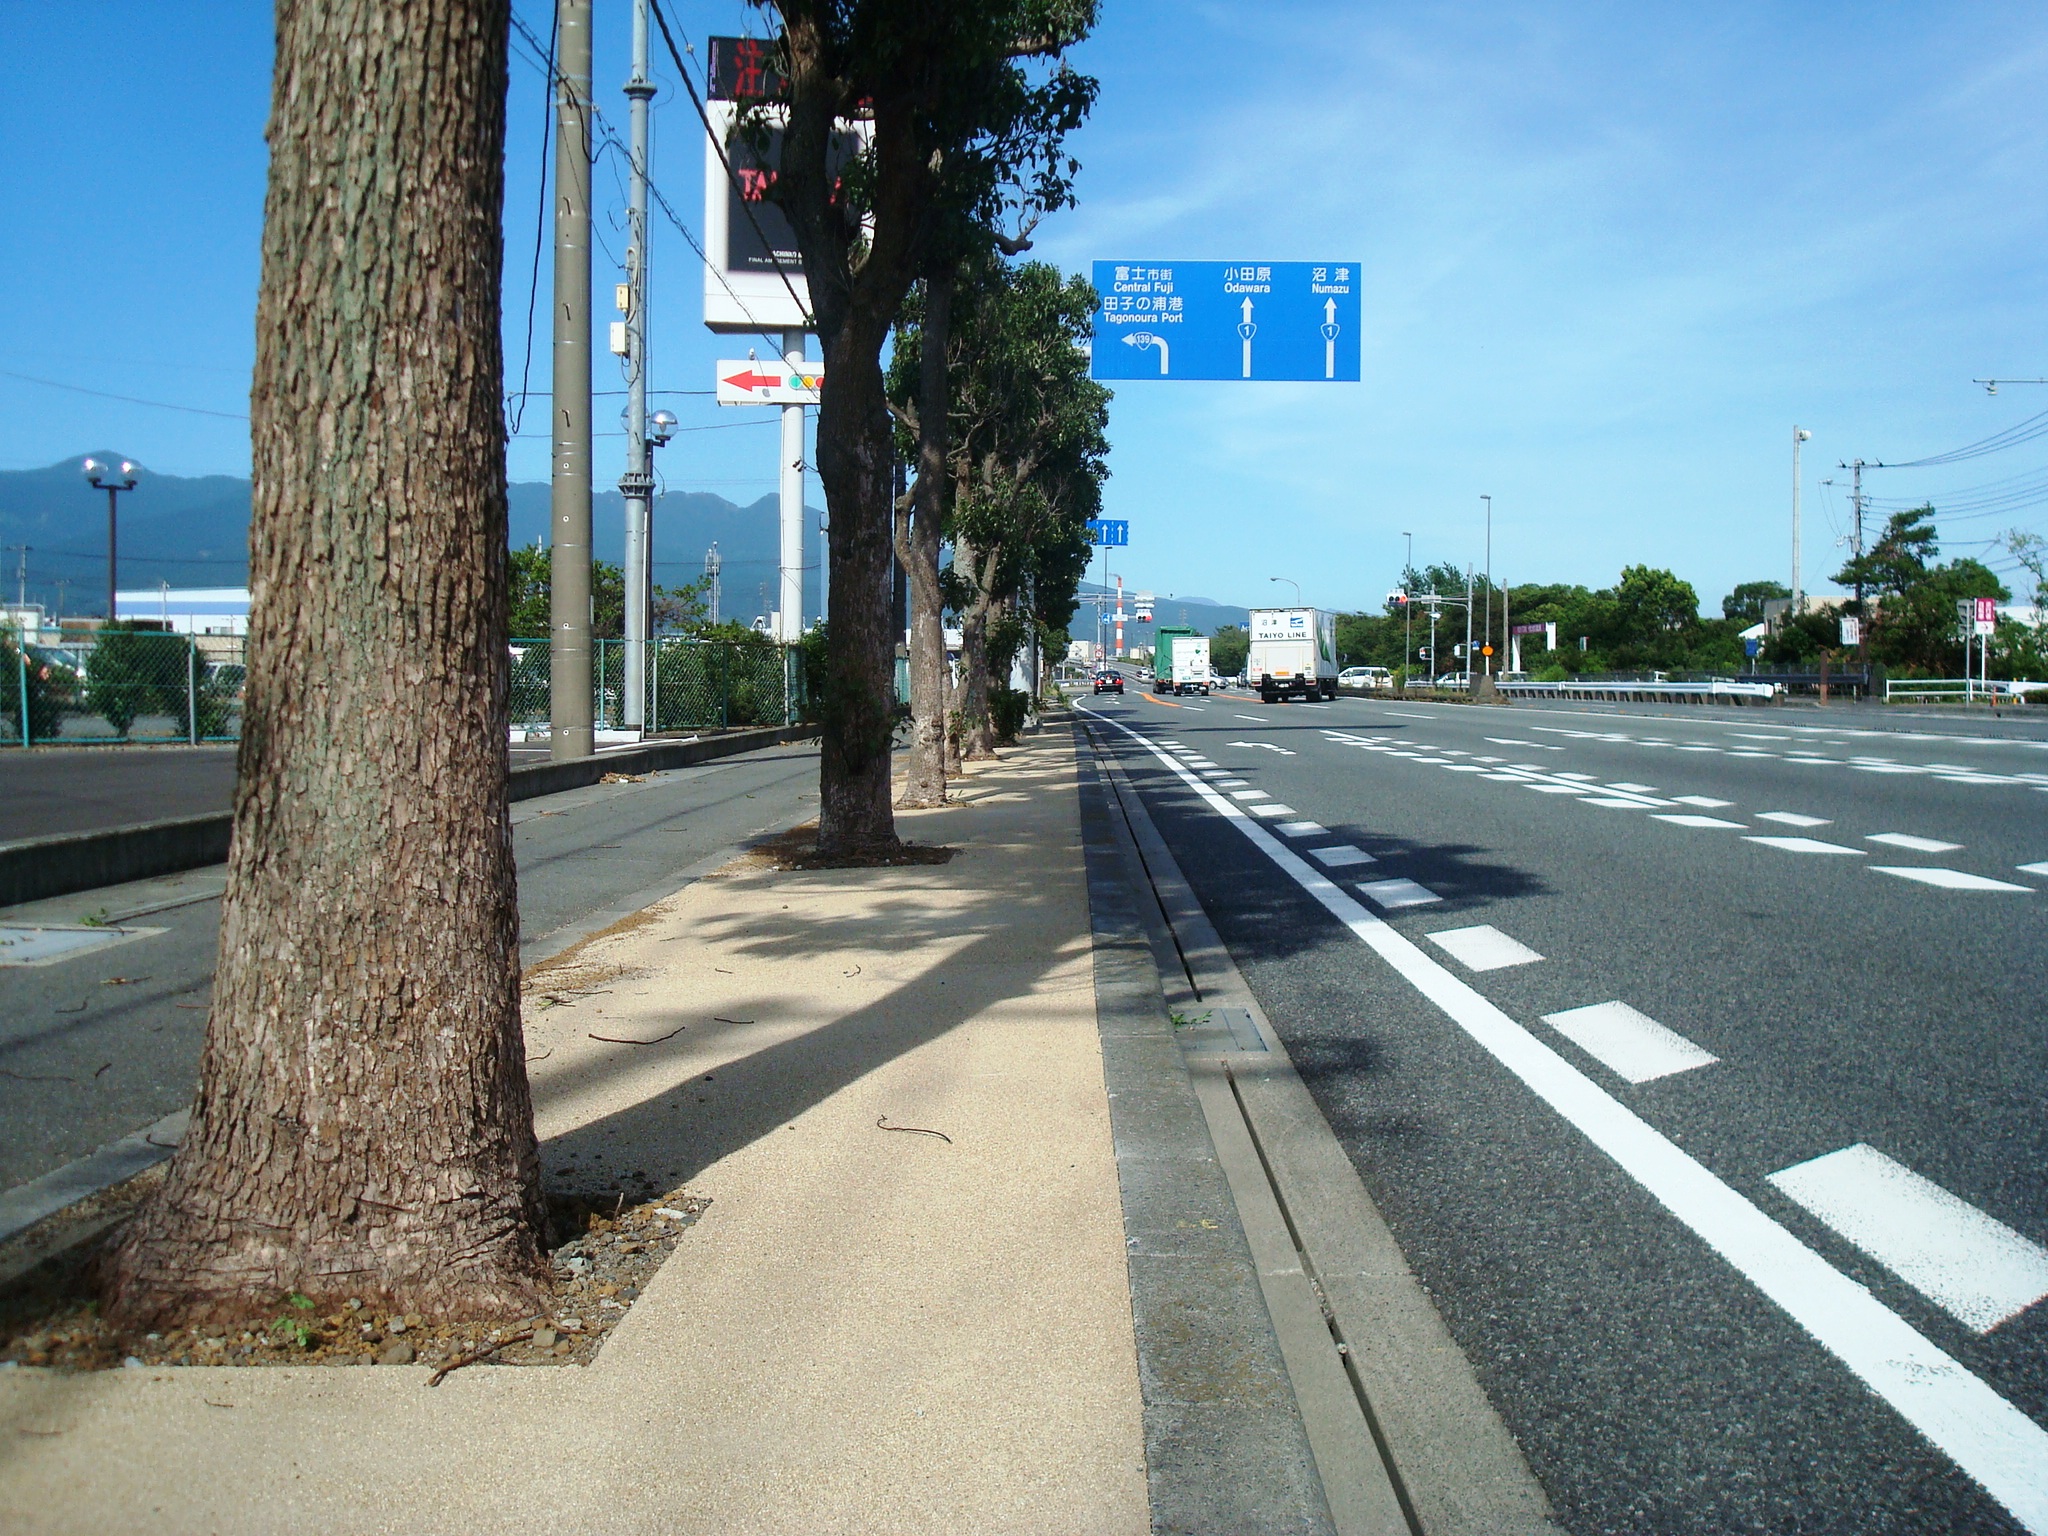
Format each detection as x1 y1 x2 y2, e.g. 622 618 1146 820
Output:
0 724 818 909
1076 738 1337 1536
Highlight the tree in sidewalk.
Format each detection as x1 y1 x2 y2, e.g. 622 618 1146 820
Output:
888 270 959 808
942 259 1106 757
753 0 1098 853
1722 579 1790 626
101 0 547 1326
508 543 706 640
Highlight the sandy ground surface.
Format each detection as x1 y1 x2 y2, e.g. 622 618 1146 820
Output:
0 735 1148 1535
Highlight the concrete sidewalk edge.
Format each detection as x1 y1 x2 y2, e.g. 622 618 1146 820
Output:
1077 737 1337 1536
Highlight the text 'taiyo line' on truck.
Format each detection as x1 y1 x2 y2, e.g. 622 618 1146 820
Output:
1247 607 1338 701
1151 625 1213 696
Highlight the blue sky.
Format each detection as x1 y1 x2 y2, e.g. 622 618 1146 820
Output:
3 2 2045 614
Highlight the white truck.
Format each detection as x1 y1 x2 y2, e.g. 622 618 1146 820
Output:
1247 607 1339 701
1168 634 1212 695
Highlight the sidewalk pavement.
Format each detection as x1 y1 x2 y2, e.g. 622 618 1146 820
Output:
0 734 1153 1534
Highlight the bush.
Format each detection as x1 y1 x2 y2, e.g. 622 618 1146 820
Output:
1536 664 1570 682
84 623 179 738
989 686 1032 743
1 629 75 742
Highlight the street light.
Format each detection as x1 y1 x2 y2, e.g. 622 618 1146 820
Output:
1269 576 1302 606
81 457 138 624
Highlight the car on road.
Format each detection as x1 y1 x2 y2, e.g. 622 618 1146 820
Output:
1434 671 1472 690
1092 670 1124 695
1338 666 1393 691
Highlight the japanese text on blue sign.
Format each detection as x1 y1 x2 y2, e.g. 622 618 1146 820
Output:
1090 262 1361 382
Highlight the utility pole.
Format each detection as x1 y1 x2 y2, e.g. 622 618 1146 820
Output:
1791 427 1810 613
6 544 27 610
1842 458 1866 609
705 544 722 626
1480 494 1492 675
778 329 807 640
1402 530 1412 682
1464 566 1474 680
549 0 595 761
617 0 655 733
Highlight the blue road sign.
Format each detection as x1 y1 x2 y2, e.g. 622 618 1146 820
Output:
1090 261 1360 382
1086 518 1129 547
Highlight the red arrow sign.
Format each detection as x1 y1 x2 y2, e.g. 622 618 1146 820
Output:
721 368 783 391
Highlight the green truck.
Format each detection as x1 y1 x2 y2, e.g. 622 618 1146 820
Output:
1151 626 1213 695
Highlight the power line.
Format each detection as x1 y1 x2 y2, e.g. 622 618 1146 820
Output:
1869 406 2048 469
506 6 558 434
0 368 247 422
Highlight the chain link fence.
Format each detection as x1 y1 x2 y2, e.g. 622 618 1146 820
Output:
3 627 245 746
510 638 806 733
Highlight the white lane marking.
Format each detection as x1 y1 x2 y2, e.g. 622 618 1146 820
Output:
1079 700 2048 1527
1250 803 1298 818
1675 746 1721 753
1299 702 1331 709
1732 733 1793 740
1200 769 1232 778
1527 784 1590 795
1769 1146 2048 1334
1229 789 1269 801
1541 1001 1719 1084
2020 862 2048 877
1381 710 1433 719
1555 771 1599 781
1186 758 1219 768
1427 925 1544 972
1653 814 1746 829
1182 706 1207 712
1358 877 1442 909
1759 812 1832 828
1747 836 1864 855
1486 737 1564 751
1234 714 1265 722
1445 764 1489 773
1868 833 1963 853
1673 795 1736 808
1729 750 1777 758
1585 796 1664 808
1787 757 1840 765
1858 764 1927 776
1275 820 1326 836
1873 867 2032 892
1608 782 1660 793
1310 846 1375 868
1214 778 1251 788
1229 741 1298 755
1483 773 1528 782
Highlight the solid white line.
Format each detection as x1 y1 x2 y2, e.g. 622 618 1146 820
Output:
1427 924 1544 972
1310 846 1375 868
1746 836 1864 855
1769 1145 2048 1334
1869 833 1963 853
1357 877 1442 909
1541 1001 1719 1084
1078 700 2048 1531
1872 867 2032 892
1759 812 1832 828
1653 814 1746 829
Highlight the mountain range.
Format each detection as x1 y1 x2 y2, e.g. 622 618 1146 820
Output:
1 457 1257 637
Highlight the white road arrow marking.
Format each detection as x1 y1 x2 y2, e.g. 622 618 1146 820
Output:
1227 740 1296 755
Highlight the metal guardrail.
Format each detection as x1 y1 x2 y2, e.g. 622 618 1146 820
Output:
1884 677 2046 703
1489 679 1779 703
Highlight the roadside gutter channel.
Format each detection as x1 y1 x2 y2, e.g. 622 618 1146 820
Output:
1077 717 1562 1536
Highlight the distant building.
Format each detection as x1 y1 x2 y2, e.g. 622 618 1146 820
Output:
114 587 250 637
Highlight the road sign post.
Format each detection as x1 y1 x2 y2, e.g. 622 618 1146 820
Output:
1090 262 1360 382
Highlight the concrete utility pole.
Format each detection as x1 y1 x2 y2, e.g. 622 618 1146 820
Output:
1791 427 1810 613
1402 530 1412 681
6 544 27 609
705 544 722 626
1464 567 1474 679
1481 494 1493 675
549 0 595 761
778 328 806 640
618 0 655 731
1842 458 1866 611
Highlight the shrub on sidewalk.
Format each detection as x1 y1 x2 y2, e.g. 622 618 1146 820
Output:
990 685 1032 744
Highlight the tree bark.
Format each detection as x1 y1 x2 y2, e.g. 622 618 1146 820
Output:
895 272 952 808
955 533 1002 760
102 0 544 1328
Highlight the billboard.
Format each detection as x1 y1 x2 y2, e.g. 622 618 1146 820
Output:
702 101 867 334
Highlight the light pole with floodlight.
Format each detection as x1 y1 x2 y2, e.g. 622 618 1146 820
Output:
1269 576 1302 606
81 457 139 623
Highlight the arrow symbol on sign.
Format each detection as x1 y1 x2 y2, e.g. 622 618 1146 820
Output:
1320 297 1341 380
722 368 785 392
1237 297 1257 378
1122 331 1170 375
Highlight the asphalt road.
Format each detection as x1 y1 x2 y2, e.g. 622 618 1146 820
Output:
0 742 820 1194
1080 684 2048 1535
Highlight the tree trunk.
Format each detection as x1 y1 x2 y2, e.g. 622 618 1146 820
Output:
102 0 544 1328
955 535 1000 760
895 271 952 809
813 304 903 855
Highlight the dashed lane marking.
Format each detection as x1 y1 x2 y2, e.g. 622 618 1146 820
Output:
1309 846 1375 868
1357 877 1442 909
2020 862 2048 877
1745 836 1864 855
1759 812 1832 828
1229 789 1270 801
1872 867 2032 892
1249 803 1298 819
1427 924 1544 972
1868 833 1963 853
1672 795 1735 808
1769 1145 2048 1334
1541 1001 1719 1084
1276 820 1327 836
1077 701 2048 1529
1652 814 1746 829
